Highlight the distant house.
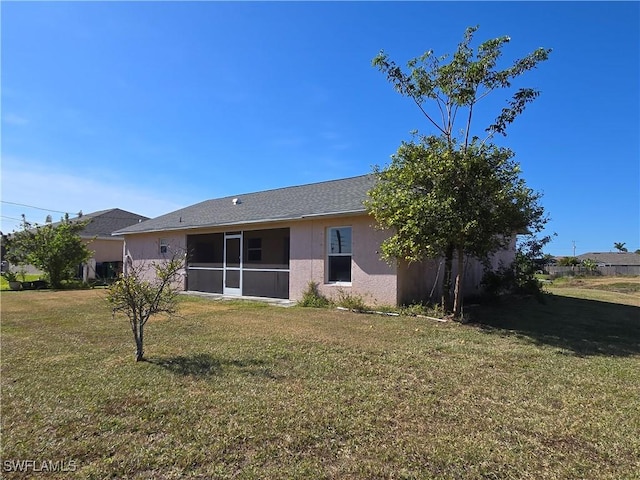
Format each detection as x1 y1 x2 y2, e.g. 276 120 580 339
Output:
577 252 640 276
75 208 149 281
114 175 516 306
577 252 640 267
2 208 148 282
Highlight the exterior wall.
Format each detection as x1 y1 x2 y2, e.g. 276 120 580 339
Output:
462 237 517 294
123 232 188 288
397 236 518 305
123 219 516 306
80 237 125 280
86 238 124 263
289 215 398 306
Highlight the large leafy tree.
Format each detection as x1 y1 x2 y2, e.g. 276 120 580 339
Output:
5 214 91 288
367 135 546 313
369 26 551 316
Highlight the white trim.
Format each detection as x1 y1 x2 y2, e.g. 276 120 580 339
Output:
188 266 289 273
326 226 353 283
223 233 242 296
243 268 290 273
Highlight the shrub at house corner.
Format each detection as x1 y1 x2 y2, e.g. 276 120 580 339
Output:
5 214 91 289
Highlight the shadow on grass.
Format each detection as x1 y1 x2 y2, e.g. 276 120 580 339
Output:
148 353 279 379
473 293 640 357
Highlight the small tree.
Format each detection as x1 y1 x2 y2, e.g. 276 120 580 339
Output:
5 214 91 288
107 253 184 362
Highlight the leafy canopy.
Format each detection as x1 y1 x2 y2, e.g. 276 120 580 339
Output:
373 25 552 148
366 134 546 265
369 26 551 315
5 214 91 288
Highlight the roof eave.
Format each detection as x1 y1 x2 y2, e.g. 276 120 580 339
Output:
113 209 367 236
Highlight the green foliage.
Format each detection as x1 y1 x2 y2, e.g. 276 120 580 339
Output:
613 242 628 252
400 302 445 318
107 254 184 361
558 256 580 267
5 214 91 288
372 25 551 147
297 281 331 308
1 267 19 283
370 26 551 317
581 258 598 273
367 136 546 263
481 234 552 301
334 290 368 312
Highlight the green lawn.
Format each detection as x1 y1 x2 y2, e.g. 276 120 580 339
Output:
1 283 639 479
0 274 44 291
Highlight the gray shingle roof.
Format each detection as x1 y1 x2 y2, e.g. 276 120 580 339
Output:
81 209 149 238
115 175 377 235
48 209 149 239
577 252 640 266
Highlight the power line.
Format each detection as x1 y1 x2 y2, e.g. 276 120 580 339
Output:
0 215 24 222
1 201 149 222
1 200 70 214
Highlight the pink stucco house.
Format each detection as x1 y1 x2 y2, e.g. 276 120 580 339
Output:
76 209 149 281
114 175 515 306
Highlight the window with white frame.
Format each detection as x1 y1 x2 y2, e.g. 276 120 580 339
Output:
327 226 352 283
159 238 169 255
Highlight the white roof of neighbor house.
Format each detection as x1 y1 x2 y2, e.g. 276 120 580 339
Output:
114 175 377 235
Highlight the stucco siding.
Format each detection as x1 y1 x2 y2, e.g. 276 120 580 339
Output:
122 219 515 306
124 232 187 287
397 236 518 305
289 215 397 305
86 238 124 263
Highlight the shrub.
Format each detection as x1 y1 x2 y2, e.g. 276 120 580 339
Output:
481 261 544 301
297 282 330 308
334 289 368 312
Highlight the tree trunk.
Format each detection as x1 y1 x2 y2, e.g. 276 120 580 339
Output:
453 246 465 318
135 324 144 362
441 244 454 312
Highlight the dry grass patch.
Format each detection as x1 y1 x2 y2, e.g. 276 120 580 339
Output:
547 276 640 306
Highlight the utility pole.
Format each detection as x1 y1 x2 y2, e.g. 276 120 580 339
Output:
572 240 576 257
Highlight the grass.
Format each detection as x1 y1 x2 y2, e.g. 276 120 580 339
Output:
547 275 640 307
0 274 43 291
1 278 639 479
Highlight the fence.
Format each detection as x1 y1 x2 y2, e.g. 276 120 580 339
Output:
547 266 640 277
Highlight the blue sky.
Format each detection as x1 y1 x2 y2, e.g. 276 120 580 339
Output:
2 1 638 256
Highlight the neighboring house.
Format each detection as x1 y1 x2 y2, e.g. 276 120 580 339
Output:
2 208 147 282
576 252 640 267
578 252 640 276
74 208 149 281
548 252 640 276
114 175 515 306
